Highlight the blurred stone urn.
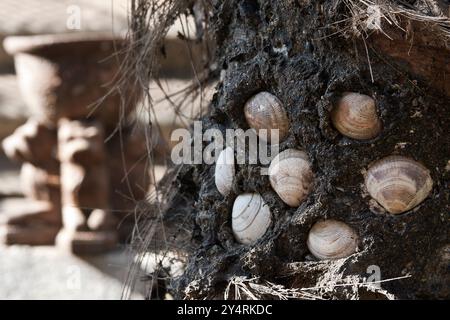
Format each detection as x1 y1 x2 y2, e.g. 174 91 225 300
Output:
1 32 148 253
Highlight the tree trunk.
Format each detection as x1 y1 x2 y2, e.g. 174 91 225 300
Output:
130 0 450 300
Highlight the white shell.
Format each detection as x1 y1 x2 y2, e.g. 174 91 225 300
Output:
244 91 289 143
331 92 382 140
307 220 358 260
365 155 433 214
215 147 235 196
232 193 271 245
268 149 314 207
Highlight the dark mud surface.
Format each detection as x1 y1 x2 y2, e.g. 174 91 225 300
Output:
158 0 449 299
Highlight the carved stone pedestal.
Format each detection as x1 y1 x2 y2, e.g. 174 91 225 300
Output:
1 33 147 252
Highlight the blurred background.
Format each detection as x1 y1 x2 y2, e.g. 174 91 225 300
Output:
0 0 211 299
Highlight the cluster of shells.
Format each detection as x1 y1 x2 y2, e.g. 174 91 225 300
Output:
214 91 433 260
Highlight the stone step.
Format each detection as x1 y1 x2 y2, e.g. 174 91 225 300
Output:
0 0 128 71
0 245 144 299
0 0 202 77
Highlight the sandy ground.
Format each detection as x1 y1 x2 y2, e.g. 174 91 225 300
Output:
0 245 146 300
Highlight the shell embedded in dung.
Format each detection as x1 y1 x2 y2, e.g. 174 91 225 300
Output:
232 193 271 245
331 92 382 140
268 149 314 207
365 155 433 214
215 147 235 196
307 220 359 260
244 91 289 143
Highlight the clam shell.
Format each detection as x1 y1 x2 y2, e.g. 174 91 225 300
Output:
244 91 289 143
307 220 358 260
232 193 271 245
268 149 314 207
215 147 235 196
331 92 382 140
365 155 433 214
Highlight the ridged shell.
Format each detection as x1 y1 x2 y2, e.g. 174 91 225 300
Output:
215 147 235 196
268 149 314 207
365 156 433 214
244 91 289 143
307 220 358 260
331 92 382 140
232 193 271 245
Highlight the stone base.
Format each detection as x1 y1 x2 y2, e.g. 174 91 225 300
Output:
0 224 59 245
56 229 118 255
0 198 60 245
0 198 59 225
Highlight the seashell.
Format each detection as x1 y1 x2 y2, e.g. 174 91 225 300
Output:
215 147 235 196
307 220 358 260
268 149 314 207
244 91 289 143
365 155 433 214
331 92 382 140
232 193 271 245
